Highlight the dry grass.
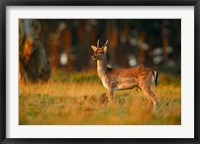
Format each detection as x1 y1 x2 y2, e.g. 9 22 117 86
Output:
19 70 181 125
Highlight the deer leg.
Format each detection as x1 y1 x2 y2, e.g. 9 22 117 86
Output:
108 89 115 103
140 85 157 113
146 91 156 113
150 92 157 113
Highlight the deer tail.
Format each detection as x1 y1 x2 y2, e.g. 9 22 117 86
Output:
152 70 158 87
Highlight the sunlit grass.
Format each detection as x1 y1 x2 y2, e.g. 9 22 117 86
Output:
19 71 181 125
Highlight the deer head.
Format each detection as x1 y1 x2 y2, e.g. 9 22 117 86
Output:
91 39 108 60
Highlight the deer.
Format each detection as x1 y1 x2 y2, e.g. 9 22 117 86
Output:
91 39 158 112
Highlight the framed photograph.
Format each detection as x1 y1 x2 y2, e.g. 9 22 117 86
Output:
1 0 200 143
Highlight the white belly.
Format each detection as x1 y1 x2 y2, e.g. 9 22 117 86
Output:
100 76 137 90
115 77 137 90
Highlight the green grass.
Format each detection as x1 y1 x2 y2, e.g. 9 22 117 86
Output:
19 70 181 125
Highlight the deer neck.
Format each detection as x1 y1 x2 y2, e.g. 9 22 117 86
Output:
97 55 108 78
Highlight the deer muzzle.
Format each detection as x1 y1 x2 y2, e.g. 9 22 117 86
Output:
91 55 97 60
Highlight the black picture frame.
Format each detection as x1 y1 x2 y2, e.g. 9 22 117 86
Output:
0 0 199 143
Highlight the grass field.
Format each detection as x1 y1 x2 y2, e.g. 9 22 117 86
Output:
19 70 181 125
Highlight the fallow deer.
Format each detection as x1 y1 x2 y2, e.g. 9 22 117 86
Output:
91 39 158 112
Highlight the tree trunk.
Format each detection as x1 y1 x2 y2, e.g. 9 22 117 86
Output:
19 19 51 83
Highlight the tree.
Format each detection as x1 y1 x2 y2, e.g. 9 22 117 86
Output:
19 19 51 83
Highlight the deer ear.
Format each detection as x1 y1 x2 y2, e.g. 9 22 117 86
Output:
91 45 97 51
103 46 107 53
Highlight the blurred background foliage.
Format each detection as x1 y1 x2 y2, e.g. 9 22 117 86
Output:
19 19 181 83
